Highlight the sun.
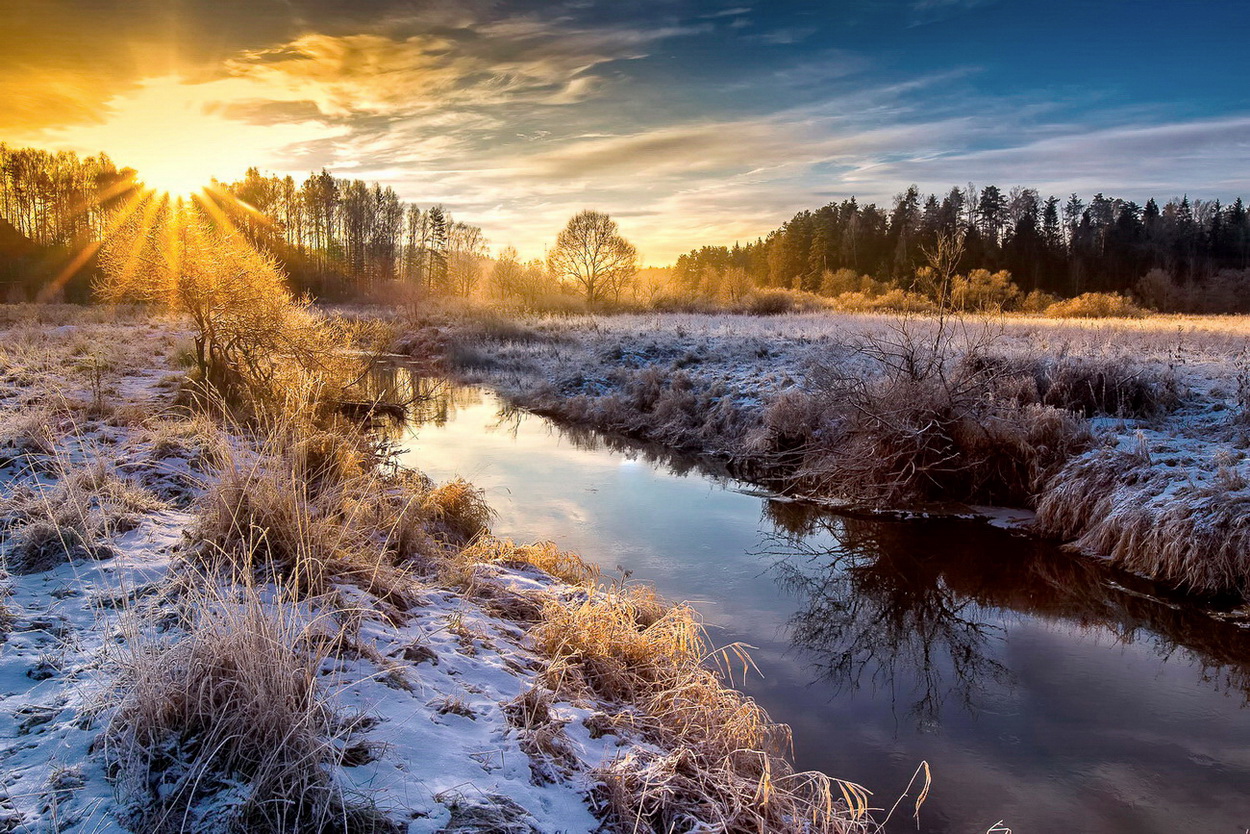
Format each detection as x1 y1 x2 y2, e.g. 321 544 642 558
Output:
133 158 216 199
34 75 340 199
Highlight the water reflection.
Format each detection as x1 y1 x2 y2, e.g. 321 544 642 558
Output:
764 501 1250 729
392 370 1250 832
379 361 731 479
765 514 1012 728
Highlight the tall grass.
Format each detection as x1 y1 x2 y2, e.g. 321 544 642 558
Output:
532 585 872 833
106 581 394 833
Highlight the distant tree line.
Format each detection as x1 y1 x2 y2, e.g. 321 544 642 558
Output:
0 143 134 301
0 146 493 303
676 185 1250 312
217 168 488 301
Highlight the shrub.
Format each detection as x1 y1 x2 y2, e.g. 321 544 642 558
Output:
830 288 935 313
1043 292 1146 318
949 269 1021 312
764 321 1097 507
739 288 828 316
1018 289 1061 313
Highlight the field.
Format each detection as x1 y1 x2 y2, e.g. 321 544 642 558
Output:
404 308 1250 599
0 306 870 833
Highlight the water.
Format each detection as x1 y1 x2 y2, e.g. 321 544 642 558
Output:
389 377 1250 833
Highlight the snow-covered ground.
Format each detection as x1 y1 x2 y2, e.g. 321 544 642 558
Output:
409 310 1250 596
1 308 851 833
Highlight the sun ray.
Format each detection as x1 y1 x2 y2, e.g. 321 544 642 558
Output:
203 182 280 230
192 188 253 242
36 186 151 302
106 192 167 299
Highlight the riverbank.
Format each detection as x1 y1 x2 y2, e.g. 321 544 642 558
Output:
0 306 869 833
394 378 1250 832
395 309 1250 599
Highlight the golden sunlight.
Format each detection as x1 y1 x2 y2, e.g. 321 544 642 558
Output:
37 76 339 197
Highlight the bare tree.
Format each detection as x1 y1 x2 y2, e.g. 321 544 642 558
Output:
446 221 487 296
546 210 637 305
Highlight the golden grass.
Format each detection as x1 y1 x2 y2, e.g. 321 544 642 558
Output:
187 422 428 615
531 587 872 833
105 582 395 833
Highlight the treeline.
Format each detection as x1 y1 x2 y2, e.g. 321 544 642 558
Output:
676 186 1250 313
0 144 135 301
217 168 488 301
0 145 494 303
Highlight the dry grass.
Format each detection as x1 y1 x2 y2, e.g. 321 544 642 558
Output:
421 478 493 544
187 426 427 614
1 457 163 574
1035 449 1250 595
503 686 580 784
106 584 396 833
454 538 599 587
531 587 872 833
0 406 61 468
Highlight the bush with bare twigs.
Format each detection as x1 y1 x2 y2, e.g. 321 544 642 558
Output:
761 316 1096 506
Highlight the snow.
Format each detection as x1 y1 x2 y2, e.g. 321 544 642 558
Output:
425 310 1250 587
0 313 647 833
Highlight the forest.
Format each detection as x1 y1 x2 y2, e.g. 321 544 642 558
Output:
0 145 491 302
3 142 1250 314
676 186 1250 313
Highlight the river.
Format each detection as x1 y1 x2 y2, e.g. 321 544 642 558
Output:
389 376 1250 833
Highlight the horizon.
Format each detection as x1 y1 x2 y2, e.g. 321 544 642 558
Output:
4 0 1248 263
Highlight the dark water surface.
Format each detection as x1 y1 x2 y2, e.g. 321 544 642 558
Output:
392 379 1250 833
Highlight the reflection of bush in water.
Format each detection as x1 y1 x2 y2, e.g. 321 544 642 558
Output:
356 365 484 433
767 516 1012 727
764 506 1250 727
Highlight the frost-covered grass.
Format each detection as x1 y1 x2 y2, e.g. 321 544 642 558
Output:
403 308 1250 598
0 306 869 833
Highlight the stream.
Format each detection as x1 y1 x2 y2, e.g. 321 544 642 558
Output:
388 374 1250 833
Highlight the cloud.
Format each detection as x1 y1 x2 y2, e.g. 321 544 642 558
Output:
853 116 1250 199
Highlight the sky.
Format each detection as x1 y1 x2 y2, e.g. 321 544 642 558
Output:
3 0 1249 263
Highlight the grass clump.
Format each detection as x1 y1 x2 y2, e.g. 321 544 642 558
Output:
422 478 493 544
187 427 426 612
969 353 1180 418
1035 448 1250 595
456 538 599 587
1 460 162 574
0 406 60 468
531 588 871 833
106 587 398 833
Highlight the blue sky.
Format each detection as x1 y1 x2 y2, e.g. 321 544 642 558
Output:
4 0 1248 261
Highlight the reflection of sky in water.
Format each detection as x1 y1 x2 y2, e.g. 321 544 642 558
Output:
397 384 1250 834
